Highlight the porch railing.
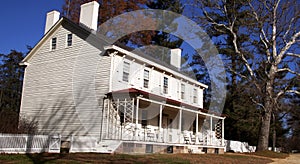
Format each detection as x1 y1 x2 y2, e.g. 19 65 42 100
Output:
104 123 223 147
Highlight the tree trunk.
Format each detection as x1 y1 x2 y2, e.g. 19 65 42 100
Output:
272 113 276 151
257 109 272 151
257 77 275 151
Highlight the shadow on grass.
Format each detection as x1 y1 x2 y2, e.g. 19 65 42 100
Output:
251 150 289 159
1 153 277 164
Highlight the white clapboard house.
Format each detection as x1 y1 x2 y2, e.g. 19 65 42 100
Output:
19 1 225 154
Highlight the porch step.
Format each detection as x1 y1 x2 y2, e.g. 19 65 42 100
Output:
96 140 122 153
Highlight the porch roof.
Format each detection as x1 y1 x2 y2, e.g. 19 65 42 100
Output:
107 88 226 118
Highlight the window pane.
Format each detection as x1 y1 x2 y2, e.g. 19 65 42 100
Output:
123 72 129 82
193 88 197 103
123 62 130 82
51 37 57 50
181 84 185 99
144 70 149 88
144 70 149 79
163 77 168 94
67 34 72 46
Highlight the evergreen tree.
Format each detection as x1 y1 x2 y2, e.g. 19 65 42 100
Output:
0 50 25 133
0 50 24 112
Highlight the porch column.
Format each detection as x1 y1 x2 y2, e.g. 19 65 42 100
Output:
106 99 111 139
135 98 139 139
195 113 199 144
116 99 120 139
222 119 224 146
159 104 163 142
210 116 213 145
178 109 182 143
132 98 135 123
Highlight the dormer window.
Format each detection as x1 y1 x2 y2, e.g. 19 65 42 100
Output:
144 69 149 88
51 37 57 50
67 34 72 47
122 61 130 82
163 77 168 94
193 88 197 103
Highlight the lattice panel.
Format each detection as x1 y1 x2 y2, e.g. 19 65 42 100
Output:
119 99 134 124
215 120 222 139
105 99 135 140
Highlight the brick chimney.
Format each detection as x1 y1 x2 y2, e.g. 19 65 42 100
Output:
79 1 99 31
44 10 60 34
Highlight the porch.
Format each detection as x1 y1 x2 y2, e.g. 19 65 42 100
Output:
101 92 225 150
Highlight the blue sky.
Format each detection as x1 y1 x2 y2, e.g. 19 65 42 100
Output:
0 0 64 54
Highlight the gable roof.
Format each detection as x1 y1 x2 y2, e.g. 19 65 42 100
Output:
20 16 208 89
20 17 108 64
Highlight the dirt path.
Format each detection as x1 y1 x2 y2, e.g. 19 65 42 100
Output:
270 154 300 164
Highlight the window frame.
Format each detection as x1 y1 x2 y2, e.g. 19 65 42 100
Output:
193 88 198 104
51 37 57 50
122 61 130 82
143 69 150 88
181 83 185 100
163 77 168 94
66 33 72 47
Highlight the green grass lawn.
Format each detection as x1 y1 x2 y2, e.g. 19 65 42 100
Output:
0 151 286 164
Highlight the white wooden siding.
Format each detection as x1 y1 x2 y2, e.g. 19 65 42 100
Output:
20 25 110 139
111 55 204 108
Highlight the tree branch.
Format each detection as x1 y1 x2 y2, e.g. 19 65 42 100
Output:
286 90 300 95
249 1 271 62
276 31 300 65
286 52 300 58
250 97 266 111
203 10 231 31
283 17 296 43
271 0 280 60
228 67 248 80
276 68 300 76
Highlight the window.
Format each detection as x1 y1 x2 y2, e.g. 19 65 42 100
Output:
122 61 130 82
144 69 149 88
181 84 185 100
51 37 57 50
163 77 168 94
67 34 72 47
193 88 198 103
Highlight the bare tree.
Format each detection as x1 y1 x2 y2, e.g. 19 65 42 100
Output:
191 0 300 151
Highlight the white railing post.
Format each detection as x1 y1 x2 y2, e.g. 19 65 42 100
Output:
25 135 28 152
106 99 110 139
195 113 199 144
210 116 213 145
159 104 163 142
135 98 139 139
178 109 182 143
116 99 120 139
222 119 225 146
